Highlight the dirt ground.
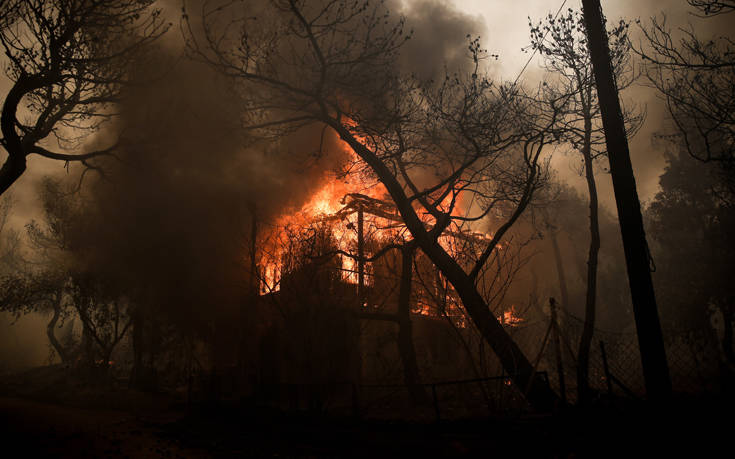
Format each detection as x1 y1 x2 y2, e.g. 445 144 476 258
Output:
0 366 732 457
0 396 208 458
0 394 566 458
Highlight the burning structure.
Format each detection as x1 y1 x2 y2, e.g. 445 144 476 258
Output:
223 170 529 408
1 3 730 438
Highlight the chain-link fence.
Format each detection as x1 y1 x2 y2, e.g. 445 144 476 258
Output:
183 306 727 421
555 309 724 401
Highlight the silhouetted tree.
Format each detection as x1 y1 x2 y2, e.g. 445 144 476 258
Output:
0 179 136 371
528 8 642 403
637 2 735 194
16 179 134 370
0 0 169 195
647 147 735 369
0 180 76 362
186 0 565 410
0 270 72 362
687 0 735 15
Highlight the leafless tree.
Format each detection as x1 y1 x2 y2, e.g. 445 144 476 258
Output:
687 0 735 16
529 8 643 404
186 0 565 410
0 0 169 195
636 4 735 193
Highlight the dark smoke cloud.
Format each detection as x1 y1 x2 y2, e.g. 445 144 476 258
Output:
54 0 495 332
2 0 729 369
66 50 349 330
395 0 487 79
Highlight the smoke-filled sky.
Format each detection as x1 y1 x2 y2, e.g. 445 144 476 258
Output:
1 0 732 368
1 0 733 245
4 0 731 228
455 0 732 209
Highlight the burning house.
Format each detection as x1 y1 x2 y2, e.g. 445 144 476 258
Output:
230 172 527 410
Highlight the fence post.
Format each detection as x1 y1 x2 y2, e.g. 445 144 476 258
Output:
432 384 441 421
600 341 614 396
351 382 360 419
187 369 193 410
550 298 567 405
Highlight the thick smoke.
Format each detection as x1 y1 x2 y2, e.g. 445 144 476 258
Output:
65 58 349 333
51 0 491 334
396 0 487 79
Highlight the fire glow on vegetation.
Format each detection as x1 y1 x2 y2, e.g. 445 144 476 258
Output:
255 126 508 326
500 305 524 326
257 136 391 293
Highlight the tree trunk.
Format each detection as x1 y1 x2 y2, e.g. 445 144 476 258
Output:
130 305 145 388
549 230 570 311
550 298 567 405
46 290 70 364
396 245 429 404
582 0 671 400
335 124 560 412
357 206 365 304
427 246 559 411
0 73 51 196
237 201 259 385
720 301 734 366
78 302 96 368
0 77 29 196
0 155 26 197
577 125 601 405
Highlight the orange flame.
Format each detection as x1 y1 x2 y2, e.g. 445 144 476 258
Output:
257 135 388 293
499 305 524 326
256 122 500 300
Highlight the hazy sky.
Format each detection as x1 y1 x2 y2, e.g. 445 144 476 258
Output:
441 0 729 209
1 0 730 226
0 0 730 368
455 1 691 76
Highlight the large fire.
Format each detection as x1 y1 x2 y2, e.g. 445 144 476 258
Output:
257 138 391 293
255 127 517 325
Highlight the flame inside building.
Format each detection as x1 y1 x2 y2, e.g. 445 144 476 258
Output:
254 138 518 328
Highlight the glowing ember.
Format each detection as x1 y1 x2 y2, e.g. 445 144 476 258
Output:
499 305 524 326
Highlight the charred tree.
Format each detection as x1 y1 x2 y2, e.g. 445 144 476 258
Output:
189 1 562 411
549 229 570 313
578 124 601 403
45 287 71 364
581 0 672 399
529 8 642 403
550 298 567 405
396 244 429 404
0 1 168 196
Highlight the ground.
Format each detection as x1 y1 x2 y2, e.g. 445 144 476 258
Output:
0 366 731 457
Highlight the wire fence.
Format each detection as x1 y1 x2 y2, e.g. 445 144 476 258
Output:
182 307 727 420
555 309 724 400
